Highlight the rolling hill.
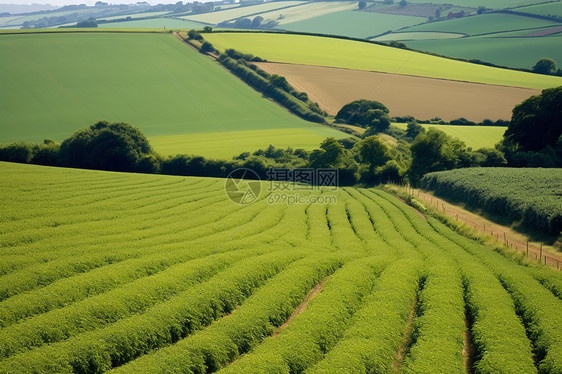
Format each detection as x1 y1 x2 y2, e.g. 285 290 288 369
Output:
0 31 346 158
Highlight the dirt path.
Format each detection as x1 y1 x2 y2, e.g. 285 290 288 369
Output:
272 276 329 337
407 187 562 269
392 295 418 371
463 309 475 374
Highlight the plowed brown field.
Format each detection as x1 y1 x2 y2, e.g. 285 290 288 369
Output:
255 62 539 121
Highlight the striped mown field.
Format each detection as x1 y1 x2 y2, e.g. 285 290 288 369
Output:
0 161 561 373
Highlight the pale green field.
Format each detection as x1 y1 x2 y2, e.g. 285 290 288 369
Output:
150 127 348 159
181 1 305 24
516 1 562 17
203 32 562 89
281 10 425 38
259 1 357 25
373 31 466 41
403 13 559 35
97 11 172 21
99 18 207 29
404 0 546 8
392 123 506 148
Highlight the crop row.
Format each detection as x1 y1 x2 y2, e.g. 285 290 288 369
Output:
428 218 562 373
0 192 278 301
218 257 389 373
306 258 422 373
110 254 345 373
0 249 305 373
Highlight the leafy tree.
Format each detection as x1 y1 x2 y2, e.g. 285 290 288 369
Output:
58 121 154 172
532 58 557 75
435 8 441 18
477 6 486 14
234 17 252 28
358 0 367 9
504 86 562 151
358 136 391 172
269 74 291 92
408 128 473 184
200 41 215 53
187 29 202 40
309 138 346 168
202 26 212 32
336 99 389 127
399 0 407 6
251 15 263 28
406 121 425 140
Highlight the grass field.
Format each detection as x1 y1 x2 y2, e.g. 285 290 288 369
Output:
280 10 425 39
258 1 358 25
403 13 560 35
150 127 347 159
180 1 305 24
98 18 208 29
392 123 506 148
0 161 561 373
516 1 562 17
96 11 172 21
421 168 562 236
372 31 466 41
404 0 548 8
0 32 344 157
203 32 562 89
408 33 562 69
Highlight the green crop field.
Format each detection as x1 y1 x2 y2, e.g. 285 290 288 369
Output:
98 18 208 29
180 1 305 24
421 168 562 236
150 127 347 159
516 1 562 17
372 31 465 41
0 32 343 158
407 33 562 69
404 0 547 8
203 32 562 89
281 10 425 39
392 123 506 149
403 13 559 35
1 161 561 373
96 11 172 21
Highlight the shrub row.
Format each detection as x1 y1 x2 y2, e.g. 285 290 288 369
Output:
0 250 303 373
217 55 325 124
110 254 344 373
219 257 388 373
307 258 422 373
420 168 562 236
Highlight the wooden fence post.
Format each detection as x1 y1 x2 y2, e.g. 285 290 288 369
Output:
540 243 543 262
526 241 529 257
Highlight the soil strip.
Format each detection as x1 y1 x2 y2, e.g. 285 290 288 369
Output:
272 276 329 336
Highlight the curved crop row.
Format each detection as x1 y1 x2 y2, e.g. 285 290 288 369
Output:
218 257 389 374
110 254 344 373
0 249 303 373
306 258 422 373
